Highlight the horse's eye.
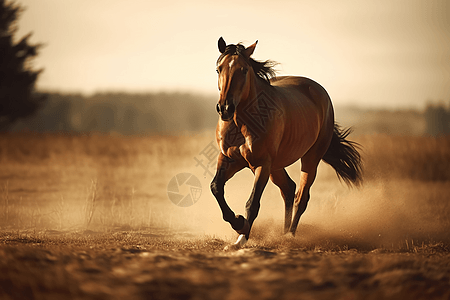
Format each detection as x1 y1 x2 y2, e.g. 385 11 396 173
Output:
241 67 248 75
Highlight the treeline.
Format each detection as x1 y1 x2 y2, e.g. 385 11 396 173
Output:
335 102 450 137
10 92 450 136
424 102 450 136
11 92 218 134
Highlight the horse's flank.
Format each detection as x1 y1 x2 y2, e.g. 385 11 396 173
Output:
268 76 335 170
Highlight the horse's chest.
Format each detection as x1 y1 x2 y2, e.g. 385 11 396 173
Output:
217 124 244 160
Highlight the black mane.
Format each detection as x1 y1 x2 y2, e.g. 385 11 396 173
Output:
217 43 277 84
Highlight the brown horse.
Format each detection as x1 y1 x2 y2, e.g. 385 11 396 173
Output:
211 37 362 250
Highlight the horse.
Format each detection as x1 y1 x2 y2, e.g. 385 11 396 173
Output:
210 37 362 250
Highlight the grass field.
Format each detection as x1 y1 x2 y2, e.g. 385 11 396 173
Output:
0 132 449 299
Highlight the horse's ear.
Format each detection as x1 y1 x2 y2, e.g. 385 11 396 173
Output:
218 37 226 53
244 40 258 58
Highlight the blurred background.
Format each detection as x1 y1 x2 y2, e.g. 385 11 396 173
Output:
3 0 450 136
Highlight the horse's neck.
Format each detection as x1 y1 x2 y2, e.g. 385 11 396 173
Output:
234 76 269 135
241 73 265 109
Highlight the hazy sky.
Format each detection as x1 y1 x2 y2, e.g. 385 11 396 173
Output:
17 0 450 108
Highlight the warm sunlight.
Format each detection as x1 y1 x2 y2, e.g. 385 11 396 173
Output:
17 0 449 108
2 1 450 299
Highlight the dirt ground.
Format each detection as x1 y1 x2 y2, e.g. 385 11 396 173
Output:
1 230 450 300
1 133 450 299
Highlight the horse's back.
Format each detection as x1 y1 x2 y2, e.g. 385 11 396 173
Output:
271 76 331 106
271 75 333 125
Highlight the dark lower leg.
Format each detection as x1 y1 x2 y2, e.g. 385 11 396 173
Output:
270 169 296 234
244 165 271 239
284 201 294 234
210 154 247 231
282 182 296 234
211 176 247 231
289 190 310 234
289 164 318 235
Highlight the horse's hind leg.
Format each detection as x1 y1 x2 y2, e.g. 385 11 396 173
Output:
288 161 318 235
270 169 296 234
289 106 334 235
288 143 327 235
289 134 330 235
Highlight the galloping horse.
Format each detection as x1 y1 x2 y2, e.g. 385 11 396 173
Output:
211 37 362 250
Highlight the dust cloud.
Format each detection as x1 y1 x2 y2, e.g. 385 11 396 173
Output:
1 131 449 252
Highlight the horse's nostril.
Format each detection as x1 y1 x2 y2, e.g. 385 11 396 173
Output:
216 103 221 114
227 104 235 114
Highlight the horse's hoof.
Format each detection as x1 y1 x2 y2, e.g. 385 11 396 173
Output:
224 234 248 251
223 244 240 251
235 215 250 235
284 232 295 238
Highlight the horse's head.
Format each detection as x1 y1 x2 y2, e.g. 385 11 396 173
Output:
216 37 258 121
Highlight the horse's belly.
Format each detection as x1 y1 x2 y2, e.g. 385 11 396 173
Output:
273 142 314 169
273 118 321 169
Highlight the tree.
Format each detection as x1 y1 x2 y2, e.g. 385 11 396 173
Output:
424 102 450 136
0 0 45 130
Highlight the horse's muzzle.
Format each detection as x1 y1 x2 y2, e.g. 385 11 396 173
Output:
216 103 235 121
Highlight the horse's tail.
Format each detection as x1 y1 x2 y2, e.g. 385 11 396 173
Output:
322 124 363 187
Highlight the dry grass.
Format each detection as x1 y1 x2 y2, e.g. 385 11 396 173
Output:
0 132 213 231
359 134 450 181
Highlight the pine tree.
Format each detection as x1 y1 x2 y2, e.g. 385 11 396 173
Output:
0 0 45 130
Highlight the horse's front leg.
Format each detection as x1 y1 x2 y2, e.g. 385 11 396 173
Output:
225 158 271 250
245 163 271 234
210 153 247 232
